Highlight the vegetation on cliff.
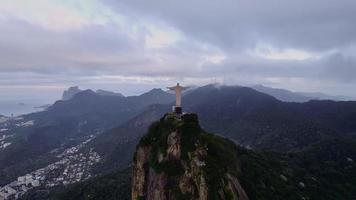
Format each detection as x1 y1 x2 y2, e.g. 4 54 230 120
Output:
132 113 248 200
133 113 356 200
237 138 356 200
21 113 356 200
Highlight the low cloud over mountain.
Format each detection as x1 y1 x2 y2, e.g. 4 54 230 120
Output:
1 0 356 99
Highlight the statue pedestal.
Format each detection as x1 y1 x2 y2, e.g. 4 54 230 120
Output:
172 106 183 114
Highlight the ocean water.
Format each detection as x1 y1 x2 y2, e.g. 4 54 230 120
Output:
0 99 51 116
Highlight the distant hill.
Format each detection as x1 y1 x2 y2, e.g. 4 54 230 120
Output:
0 88 174 186
297 91 351 101
62 86 124 101
184 85 356 151
95 89 124 97
62 86 82 100
88 84 356 175
252 85 352 102
63 87 356 154
33 104 51 111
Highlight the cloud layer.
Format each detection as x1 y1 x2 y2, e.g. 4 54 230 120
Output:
1 0 356 100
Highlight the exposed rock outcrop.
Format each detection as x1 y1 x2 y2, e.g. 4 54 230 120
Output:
62 87 124 101
62 86 82 100
132 113 249 200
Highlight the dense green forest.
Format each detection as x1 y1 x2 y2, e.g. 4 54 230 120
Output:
22 134 356 200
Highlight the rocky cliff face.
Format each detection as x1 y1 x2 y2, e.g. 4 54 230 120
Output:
62 86 82 100
132 113 249 200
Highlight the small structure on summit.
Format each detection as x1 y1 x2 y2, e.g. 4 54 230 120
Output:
167 83 189 114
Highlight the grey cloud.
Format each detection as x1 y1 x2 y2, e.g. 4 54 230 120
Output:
100 0 356 96
0 18 149 75
1 1 356 100
322 53 356 82
0 18 219 77
199 52 356 82
105 0 356 51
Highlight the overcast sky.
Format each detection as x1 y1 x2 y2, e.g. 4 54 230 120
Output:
1 0 356 102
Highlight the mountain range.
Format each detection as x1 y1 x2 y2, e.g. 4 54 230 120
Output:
81 84 356 176
251 85 352 102
20 114 356 200
1 84 356 199
0 88 173 186
62 86 124 101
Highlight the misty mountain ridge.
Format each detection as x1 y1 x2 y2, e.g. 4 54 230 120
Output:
96 89 124 97
62 86 125 101
61 84 354 106
0 87 174 187
251 84 353 102
81 84 356 174
62 86 82 100
1 84 356 199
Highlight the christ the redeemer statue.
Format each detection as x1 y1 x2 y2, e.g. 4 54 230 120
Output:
167 83 189 114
